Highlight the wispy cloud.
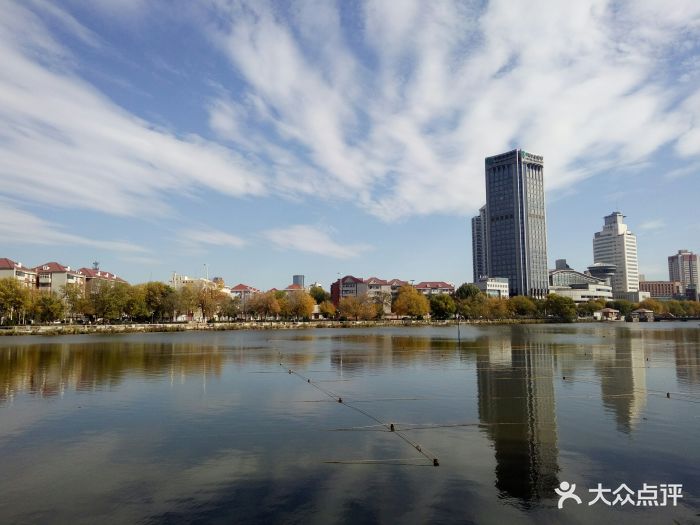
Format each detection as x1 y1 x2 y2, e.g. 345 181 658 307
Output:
207 0 700 220
0 2 266 219
638 219 666 231
0 200 147 253
262 225 371 259
180 228 247 249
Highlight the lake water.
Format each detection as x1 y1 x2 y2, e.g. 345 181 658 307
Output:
0 323 699 524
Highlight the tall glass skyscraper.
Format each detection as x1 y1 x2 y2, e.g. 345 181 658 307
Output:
483 149 549 298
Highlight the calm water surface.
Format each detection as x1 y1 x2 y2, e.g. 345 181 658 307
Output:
1 323 699 524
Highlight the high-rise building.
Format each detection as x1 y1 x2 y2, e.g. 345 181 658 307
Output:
668 250 698 293
292 274 305 288
471 205 487 282
483 149 549 298
592 212 639 298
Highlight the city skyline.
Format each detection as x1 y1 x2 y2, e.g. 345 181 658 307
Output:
1 2 700 289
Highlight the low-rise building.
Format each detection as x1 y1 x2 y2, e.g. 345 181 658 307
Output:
639 280 683 300
0 258 37 288
594 308 621 321
330 275 368 306
549 267 613 303
415 281 455 296
34 262 85 294
475 277 509 298
229 283 261 300
630 308 654 322
79 267 127 289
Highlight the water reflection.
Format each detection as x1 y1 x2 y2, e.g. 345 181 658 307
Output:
595 334 647 433
476 334 559 504
0 326 698 523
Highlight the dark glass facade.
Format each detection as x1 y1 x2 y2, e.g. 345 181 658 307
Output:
485 149 548 298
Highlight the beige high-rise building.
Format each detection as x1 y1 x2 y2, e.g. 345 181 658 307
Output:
593 212 639 298
668 249 698 293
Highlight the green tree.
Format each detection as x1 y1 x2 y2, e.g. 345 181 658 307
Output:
508 295 537 317
220 296 241 320
144 281 176 321
455 283 482 301
429 294 456 320
607 300 634 317
176 285 198 320
392 285 429 318
544 294 577 322
309 285 330 304
577 299 606 318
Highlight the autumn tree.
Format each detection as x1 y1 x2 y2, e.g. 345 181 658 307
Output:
0 278 30 324
220 296 241 320
286 291 315 320
249 291 280 319
319 300 336 319
338 295 375 320
29 292 65 323
392 285 429 318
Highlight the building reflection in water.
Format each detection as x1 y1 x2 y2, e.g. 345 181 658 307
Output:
476 332 559 504
593 332 647 433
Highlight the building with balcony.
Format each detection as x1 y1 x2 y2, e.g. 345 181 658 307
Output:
668 249 698 294
415 281 455 295
0 258 37 288
638 280 683 300
34 262 85 294
593 212 639 299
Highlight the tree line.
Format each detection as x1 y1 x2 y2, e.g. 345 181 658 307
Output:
2 277 699 326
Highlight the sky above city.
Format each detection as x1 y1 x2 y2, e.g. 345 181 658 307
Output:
1 0 699 289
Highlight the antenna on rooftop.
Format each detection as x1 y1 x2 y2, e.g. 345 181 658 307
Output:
92 261 100 270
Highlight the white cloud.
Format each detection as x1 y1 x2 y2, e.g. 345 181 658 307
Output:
0 200 147 253
180 228 247 248
0 2 266 219
262 225 371 259
207 0 700 220
638 219 666 231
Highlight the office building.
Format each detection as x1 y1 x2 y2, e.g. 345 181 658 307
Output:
292 274 305 288
668 250 698 293
471 206 487 282
483 149 549 298
592 212 639 299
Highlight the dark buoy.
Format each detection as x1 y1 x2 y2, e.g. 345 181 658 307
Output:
288 369 292 374
307 379 310 383
416 445 421 452
338 397 343 403
390 423 395 432
667 392 670 398
433 458 440 467
563 376 566 380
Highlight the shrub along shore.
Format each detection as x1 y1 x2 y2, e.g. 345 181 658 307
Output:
0 318 550 337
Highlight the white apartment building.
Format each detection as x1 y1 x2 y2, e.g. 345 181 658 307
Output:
34 262 85 294
593 212 639 299
0 258 37 287
475 277 509 298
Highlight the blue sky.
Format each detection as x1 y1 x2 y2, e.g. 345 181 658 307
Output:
1 0 699 289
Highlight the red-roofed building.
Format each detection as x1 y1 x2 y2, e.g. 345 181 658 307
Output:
330 275 368 306
415 281 455 296
79 267 127 288
0 258 37 288
283 283 304 293
34 262 85 294
230 283 261 300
